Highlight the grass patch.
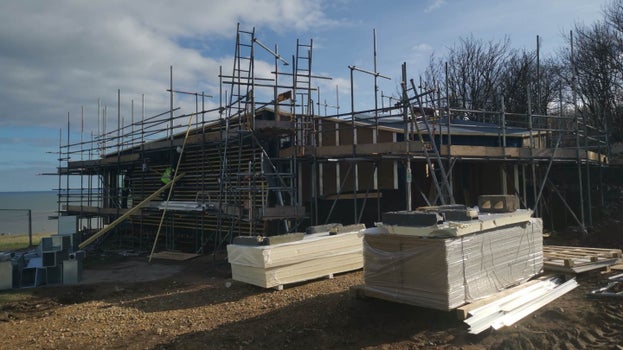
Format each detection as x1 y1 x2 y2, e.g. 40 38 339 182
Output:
0 232 52 251
0 290 34 304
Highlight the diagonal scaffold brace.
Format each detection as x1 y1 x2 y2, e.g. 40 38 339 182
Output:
78 172 186 250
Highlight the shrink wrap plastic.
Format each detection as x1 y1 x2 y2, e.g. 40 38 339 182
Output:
363 218 543 310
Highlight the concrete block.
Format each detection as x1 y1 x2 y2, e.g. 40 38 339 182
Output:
0 261 12 290
42 251 57 267
52 235 71 252
382 211 442 227
40 236 57 252
478 195 519 213
63 259 82 284
66 232 81 251
46 264 63 285
12 264 21 288
20 267 45 288
41 235 70 253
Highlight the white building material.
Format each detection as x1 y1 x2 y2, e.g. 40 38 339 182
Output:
362 217 543 311
227 230 364 289
464 276 578 334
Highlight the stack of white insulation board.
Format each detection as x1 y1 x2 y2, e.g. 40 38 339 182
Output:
227 228 364 289
362 209 543 311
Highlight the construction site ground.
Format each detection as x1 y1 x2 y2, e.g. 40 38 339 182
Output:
4 185 623 350
0 244 621 350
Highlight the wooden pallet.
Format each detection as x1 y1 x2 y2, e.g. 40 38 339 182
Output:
543 245 622 273
610 263 623 271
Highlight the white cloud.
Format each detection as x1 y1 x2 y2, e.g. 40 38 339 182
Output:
0 0 331 133
412 43 433 55
424 0 445 13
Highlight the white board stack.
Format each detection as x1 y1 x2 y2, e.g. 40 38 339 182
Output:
227 228 364 289
362 209 543 311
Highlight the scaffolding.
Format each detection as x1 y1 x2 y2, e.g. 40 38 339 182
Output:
52 27 609 255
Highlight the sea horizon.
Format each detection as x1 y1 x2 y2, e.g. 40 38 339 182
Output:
0 191 59 235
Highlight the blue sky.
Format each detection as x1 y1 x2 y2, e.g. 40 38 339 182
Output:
0 0 608 192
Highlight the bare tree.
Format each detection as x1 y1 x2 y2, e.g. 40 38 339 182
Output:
500 50 563 124
424 36 563 125
425 35 511 117
450 36 510 111
560 17 623 142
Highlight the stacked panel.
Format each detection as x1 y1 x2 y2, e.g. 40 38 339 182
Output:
363 217 543 310
228 230 364 289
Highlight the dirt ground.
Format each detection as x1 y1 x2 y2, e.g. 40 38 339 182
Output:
0 242 622 350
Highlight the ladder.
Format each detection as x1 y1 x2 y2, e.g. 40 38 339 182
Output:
218 24 256 243
228 23 255 129
402 78 455 205
293 39 315 147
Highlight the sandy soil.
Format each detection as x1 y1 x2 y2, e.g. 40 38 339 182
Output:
0 248 622 350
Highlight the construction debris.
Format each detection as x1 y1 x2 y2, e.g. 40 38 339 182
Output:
0 216 89 290
543 245 623 274
588 273 623 299
463 276 578 334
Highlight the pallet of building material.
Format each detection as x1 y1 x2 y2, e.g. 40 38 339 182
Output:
362 217 543 311
543 245 623 274
227 229 364 290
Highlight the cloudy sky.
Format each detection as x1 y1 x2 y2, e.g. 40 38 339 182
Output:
0 0 608 192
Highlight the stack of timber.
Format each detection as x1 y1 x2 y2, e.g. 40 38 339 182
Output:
227 225 365 290
361 206 543 311
543 245 623 273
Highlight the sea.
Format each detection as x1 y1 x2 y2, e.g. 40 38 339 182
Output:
0 191 59 235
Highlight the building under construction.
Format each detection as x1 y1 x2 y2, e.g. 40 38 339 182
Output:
54 26 609 254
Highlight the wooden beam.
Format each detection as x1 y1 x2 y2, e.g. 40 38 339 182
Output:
308 141 423 158
78 172 185 249
436 145 607 162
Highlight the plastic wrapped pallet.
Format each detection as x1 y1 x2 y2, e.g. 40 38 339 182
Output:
363 218 543 310
228 230 364 289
